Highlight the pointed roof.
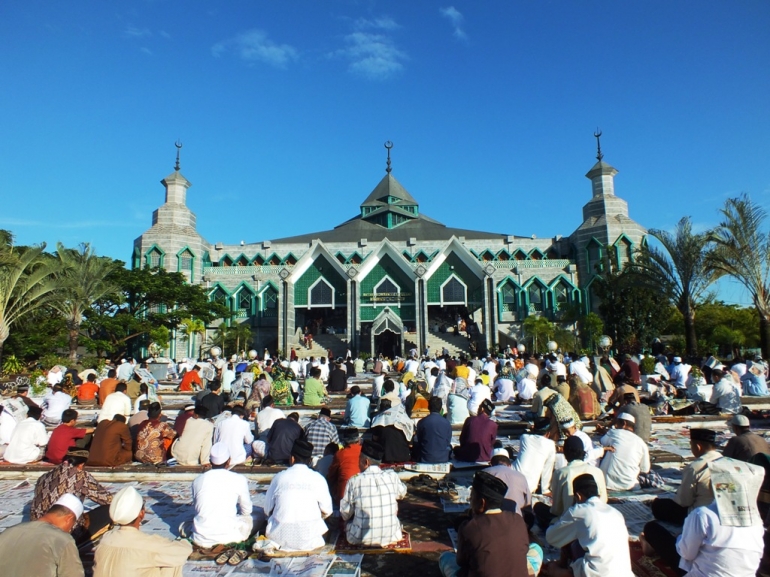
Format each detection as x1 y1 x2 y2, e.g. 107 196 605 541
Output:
360 173 418 207
585 160 618 180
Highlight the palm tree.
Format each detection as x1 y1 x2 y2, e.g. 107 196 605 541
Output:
179 318 205 358
228 322 253 355
0 232 60 369
634 217 716 357
522 315 554 353
52 243 122 362
707 194 770 358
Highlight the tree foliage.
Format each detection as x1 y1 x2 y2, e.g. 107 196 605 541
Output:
521 315 555 353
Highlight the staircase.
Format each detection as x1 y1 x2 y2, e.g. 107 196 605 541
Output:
425 329 475 357
290 333 349 359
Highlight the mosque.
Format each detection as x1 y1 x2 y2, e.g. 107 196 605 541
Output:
132 139 646 359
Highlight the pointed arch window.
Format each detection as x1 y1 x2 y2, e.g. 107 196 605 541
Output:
528 283 545 312
178 250 194 271
441 276 467 306
500 282 518 313
308 278 335 309
210 287 229 308
374 276 401 305
146 248 163 268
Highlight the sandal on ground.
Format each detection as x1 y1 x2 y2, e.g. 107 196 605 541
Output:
228 549 248 565
216 548 235 565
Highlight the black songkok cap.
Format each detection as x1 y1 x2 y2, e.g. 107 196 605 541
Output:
690 428 717 444
472 471 508 504
572 473 599 497
361 440 385 462
533 417 551 433
291 439 314 459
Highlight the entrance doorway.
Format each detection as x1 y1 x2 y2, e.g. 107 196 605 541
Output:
369 307 404 359
375 329 399 358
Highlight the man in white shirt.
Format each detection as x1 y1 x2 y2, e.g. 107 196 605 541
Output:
599 413 651 490
318 358 330 382
494 372 516 402
264 439 333 551
708 368 742 414
403 357 419 376
171 406 214 466
116 358 135 382
467 378 492 416
221 363 236 394
4 406 49 464
41 385 73 426
516 364 539 402
214 406 254 466
545 474 634 577
512 418 557 494
256 396 285 439
0 405 17 458
98 383 132 423
669 357 691 389
190 443 254 548
482 357 498 382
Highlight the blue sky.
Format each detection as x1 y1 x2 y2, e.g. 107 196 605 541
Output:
1 1 768 304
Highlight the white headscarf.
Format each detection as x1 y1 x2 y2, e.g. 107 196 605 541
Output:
570 360 593 384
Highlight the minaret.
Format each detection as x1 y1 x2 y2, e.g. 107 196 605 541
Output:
585 130 618 198
152 141 196 228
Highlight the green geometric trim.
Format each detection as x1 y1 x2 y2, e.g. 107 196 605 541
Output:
144 244 165 268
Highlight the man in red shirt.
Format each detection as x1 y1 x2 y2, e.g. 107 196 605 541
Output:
98 370 119 406
327 428 363 502
178 365 202 392
77 374 100 407
45 409 95 464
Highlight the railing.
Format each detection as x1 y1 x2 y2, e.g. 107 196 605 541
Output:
511 259 571 269
202 265 293 275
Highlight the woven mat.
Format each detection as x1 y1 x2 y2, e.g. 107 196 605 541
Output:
628 541 680 577
335 530 411 553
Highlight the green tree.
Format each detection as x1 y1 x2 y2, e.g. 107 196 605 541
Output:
707 194 770 358
179 318 206 358
0 232 60 369
53 242 122 362
522 315 555 353
578 312 604 352
634 217 716 357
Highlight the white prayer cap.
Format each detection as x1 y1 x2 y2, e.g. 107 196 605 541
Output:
526 364 539 378
618 413 636 424
673 356 682 363
558 418 576 430
53 493 84 520
184 404 195 411
579 356 590 366
109 486 144 525
210 442 230 465
730 414 750 427
731 363 747 377
491 447 509 458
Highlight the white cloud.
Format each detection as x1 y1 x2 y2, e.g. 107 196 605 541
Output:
212 29 298 69
140 47 152 56
333 17 407 81
124 26 152 39
440 6 467 40
159 30 171 40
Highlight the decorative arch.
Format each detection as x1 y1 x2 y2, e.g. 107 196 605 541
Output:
496 249 511 261
512 249 527 261
548 275 579 314
307 277 335 309
496 276 522 320
144 244 165 268
208 283 231 310
176 246 196 281
440 274 468 306
258 282 279 317
585 237 604 274
266 253 281 266
373 275 402 307
282 253 298 266
220 254 234 267
523 277 548 314
234 253 249 267
528 248 544 260
613 234 635 269
232 282 257 315
479 249 495 262
252 254 265 266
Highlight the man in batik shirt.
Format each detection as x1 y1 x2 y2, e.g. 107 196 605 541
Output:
134 402 176 464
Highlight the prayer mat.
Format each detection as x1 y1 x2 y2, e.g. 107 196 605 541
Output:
334 530 411 553
628 540 680 577
650 450 684 464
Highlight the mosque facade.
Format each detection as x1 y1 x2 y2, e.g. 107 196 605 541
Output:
132 143 646 359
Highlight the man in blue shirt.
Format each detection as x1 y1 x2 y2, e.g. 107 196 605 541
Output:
344 386 371 428
415 397 453 463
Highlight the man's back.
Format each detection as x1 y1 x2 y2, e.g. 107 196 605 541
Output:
5 418 48 464
99 392 131 422
344 395 370 428
303 378 325 406
98 379 118 405
341 465 406 546
621 401 652 442
550 460 607 517
93 525 192 577
600 428 650 490
416 412 452 463
484 464 531 514
88 420 132 467
0 520 84 577
214 416 253 465
457 511 530 577
267 418 303 462
192 468 252 548
723 431 770 462
172 418 214 466
512 434 556 494
198 393 224 419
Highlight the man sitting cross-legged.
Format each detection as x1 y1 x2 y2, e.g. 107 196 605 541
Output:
438 471 544 577
94 486 192 577
341 440 407 547
171 405 214 466
265 439 333 551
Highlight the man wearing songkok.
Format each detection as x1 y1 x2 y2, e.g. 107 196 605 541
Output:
191 442 254 548
213 405 254 466
454 398 498 463
304 407 340 460
723 414 770 462
650 428 721 525
534 436 607 528
134 402 176 465
341 440 407 547
415 396 453 463
94 486 192 577
87 414 133 467
439 471 543 577
642 458 765 577
171 405 214 465
559 418 605 467
265 439 333 550
599 412 651 490
545 474 633 577
328 428 364 501
484 446 532 515
0 493 85 577
31 449 112 543
512 417 557 494
4 405 48 464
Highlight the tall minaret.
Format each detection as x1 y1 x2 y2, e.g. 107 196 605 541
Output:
152 141 196 228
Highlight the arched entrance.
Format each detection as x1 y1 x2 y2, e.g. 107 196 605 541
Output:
370 307 404 358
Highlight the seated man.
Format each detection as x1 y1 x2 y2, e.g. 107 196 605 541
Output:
438 471 543 577
171 406 214 466
545 474 634 577
380 379 402 408
98 383 132 422
467 377 492 416
650 428 720 525
415 396 453 463
302 367 327 406
255 395 285 441
328 428 363 502
4 405 48 464
599 412 651 490
723 414 770 462
304 407 340 461
0 493 85 577
134 402 176 465
265 439 333 551
707 368 742 414
370 401 413 463
178 364 202 392
77 374 100 407
191 443 254 548
534 436 607 528
0 405 16 458
31 449 113 545
213 405 254 466
41 384 73 426
615 392 652 442
128 400 150 440
94 486 192 577
341 441 407 547
87 415 133 467
343 386 371 428
45 409 94 465
262 412 303 464
173 404 195 437
484 446 532 516
198 380 225 419
512 417 557 494
454 399 498 463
